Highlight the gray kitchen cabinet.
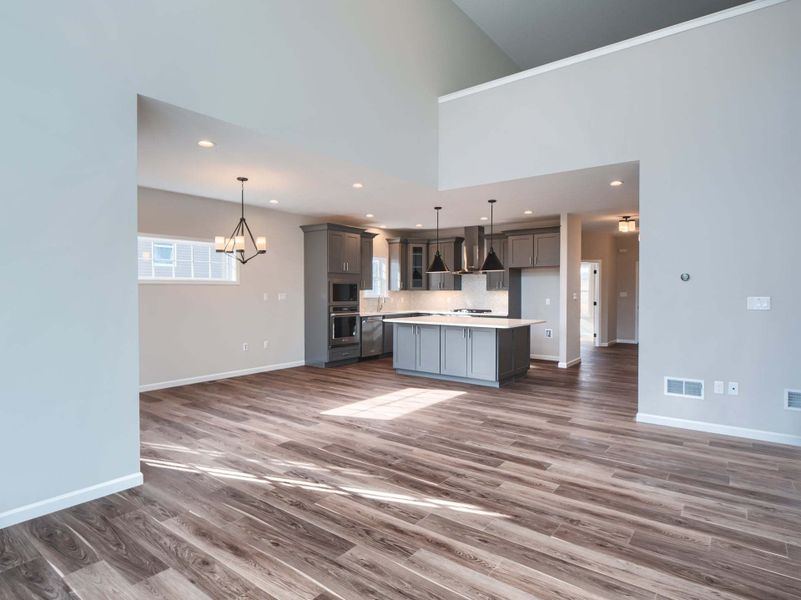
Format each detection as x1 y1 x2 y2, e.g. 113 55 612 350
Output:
359 233 376 290
416 324 441 373
485 234 508 291
383 319 394 354
387 239 407 291
328 231 361 274
407 240 428 290
507 234 534 268
533 232 560 267
393 324 417 370
440 326 468 377
467 327 498 381
428 237 462 291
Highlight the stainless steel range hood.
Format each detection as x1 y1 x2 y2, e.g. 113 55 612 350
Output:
455 226 485 274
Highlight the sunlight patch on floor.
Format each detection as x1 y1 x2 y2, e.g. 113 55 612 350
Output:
320 387 465 420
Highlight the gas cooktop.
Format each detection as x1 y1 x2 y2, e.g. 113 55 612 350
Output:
452 308 492 314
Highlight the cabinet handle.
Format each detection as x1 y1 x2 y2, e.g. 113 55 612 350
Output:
463 328 466 338
529 256 533 266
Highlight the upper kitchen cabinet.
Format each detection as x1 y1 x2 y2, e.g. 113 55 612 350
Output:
505 228 560 268
485 234 507 290
328 229 362 274
407 239 428 290
428 237 463 291
507 233 534 268
359 232 376 290
533 232 560 267
387 238 407 291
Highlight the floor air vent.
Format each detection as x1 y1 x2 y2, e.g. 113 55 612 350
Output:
664 377 704 399
786 389 801 411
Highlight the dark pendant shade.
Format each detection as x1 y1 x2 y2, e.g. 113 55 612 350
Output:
427 251 449 273
480 248 504 272
426 205 450 273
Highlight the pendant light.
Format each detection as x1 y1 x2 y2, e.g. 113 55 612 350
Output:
480 199 504 272
618 216 636 233
426 206 449 273
215 177 267 264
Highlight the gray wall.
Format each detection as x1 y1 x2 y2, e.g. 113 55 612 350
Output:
521 269 560 359
439 1 801 440
138 188 311 387
0 1 516 522
616 235 640 342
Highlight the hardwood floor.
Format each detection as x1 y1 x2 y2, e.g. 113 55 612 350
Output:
3 344 801 599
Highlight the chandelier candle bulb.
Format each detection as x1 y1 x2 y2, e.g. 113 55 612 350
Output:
256 236 267 252
214 236 226 251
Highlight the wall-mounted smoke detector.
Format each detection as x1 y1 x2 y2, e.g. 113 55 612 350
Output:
664 376 704 399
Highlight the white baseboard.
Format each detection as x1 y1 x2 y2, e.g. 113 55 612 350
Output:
558 357 582 369
0 472 143 529
140 360 305 392
531 354 558 361
636 413 801 447
600 339 617 347
616 339 638 344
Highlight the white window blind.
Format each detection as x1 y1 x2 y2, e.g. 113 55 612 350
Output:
138 236 237 283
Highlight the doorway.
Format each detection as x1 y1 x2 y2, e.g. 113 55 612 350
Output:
580 261 600 347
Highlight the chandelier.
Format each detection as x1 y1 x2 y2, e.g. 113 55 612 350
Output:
215 177 267 264
618 216 637 233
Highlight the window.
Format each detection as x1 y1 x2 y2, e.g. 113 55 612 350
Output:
138 236 237 283
362 256 387 298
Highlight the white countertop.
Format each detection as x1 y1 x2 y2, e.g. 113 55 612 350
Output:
383 315 544 329
360 310 508 317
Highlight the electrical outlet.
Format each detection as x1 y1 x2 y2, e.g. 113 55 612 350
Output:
242 342 249 351
714 380 724 394
727 381 739 396
263 340 269 349
545 298 550 305
544 328 553 338
746 296 770 310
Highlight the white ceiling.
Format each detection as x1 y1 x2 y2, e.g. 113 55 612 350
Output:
452 0 750 69
138 97 638 232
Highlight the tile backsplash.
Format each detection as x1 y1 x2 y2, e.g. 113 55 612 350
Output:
361 273 508 315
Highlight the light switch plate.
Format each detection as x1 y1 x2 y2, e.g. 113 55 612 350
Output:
746 296 770 310
545 298 550 305
714 380 724 394
278 292 288 301
544 328 553 338
727 381 739 395
620 291 628 298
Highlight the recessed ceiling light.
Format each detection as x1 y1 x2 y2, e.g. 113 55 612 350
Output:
197 140 215 148
415 223 423 227
269 199 279 205
524 210 533 215
352 182 364 189
480 216 488 221
365 213 374 218
610 180 623 187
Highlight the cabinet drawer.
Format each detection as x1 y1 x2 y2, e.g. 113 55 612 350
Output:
328 345 360 362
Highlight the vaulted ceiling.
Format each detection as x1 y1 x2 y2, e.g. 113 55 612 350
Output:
452 0 751 69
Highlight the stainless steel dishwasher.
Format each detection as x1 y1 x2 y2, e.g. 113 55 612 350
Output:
360 316 384 357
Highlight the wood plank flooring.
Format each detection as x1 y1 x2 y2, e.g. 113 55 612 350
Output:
3 344 801 599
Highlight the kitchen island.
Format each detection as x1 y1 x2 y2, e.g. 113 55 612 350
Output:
383 315 544 387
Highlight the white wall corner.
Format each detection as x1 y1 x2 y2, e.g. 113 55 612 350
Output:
636 413 801 447
558 357 582 369
0 472 143 529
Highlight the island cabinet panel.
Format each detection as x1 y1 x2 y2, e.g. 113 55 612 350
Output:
416 325 441 373
534 232 560 267
441 327 468 377
393 324 417 370
507 234 534 268
467 328 498 381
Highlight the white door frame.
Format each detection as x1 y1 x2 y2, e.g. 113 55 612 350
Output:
634 259 639 343
581 260 602 347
